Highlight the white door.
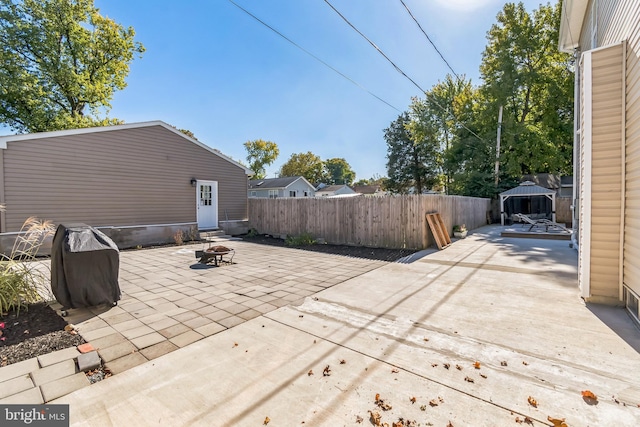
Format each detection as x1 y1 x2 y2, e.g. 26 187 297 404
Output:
196 180 218 229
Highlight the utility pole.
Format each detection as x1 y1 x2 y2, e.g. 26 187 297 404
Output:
494 105 503 187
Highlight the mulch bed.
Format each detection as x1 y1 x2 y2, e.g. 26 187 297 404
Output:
241 234 419 262
0 303 84 367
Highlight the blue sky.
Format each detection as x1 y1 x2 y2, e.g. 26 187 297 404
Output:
19 0 548 180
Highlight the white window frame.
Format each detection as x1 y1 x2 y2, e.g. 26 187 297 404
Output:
269 190 278 199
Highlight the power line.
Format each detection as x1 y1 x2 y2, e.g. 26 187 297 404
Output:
322 0 486 143
398 0 460 81
322 0 427 94
226 0 401 112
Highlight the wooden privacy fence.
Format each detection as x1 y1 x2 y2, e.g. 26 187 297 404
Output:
248 195 490 250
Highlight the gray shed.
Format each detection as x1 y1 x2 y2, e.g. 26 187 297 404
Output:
499 181 556 225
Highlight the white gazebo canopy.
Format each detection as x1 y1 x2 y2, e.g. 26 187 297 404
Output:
499 181 556 225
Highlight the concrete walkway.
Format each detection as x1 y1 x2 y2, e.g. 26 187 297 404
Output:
53 226 640 426
0 239 385 404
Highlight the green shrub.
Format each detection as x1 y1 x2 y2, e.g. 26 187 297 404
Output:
0 217 55 314
285 232 316 246
246 228 259 237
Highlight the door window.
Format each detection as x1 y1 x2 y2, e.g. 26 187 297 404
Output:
200 185 212 206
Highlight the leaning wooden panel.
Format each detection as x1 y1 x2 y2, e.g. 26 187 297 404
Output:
426 213 451 250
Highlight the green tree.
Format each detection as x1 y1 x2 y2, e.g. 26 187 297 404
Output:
409 75 475 194
280 151 325 185
244 139 279 179
384 112 439 194
0 0 145 133
324 157 355 185
479 1 573 177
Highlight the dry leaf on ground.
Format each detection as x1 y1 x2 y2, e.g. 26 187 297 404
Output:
263 416 270 425
429 399 439 407
501 361 508 366
444 363 450 369
527 396 538 407
431 363 438 367
307 370 313 376
464 376 475 383
375 394 393 411
369 410 382 426
339 359 346 364
323 365 331 376
547 416 568 427
355 415 363 423
391 368 399 373
410 396 416 404
581 390 597 400
455 364 463 370
474 361 481 369
480 373 487 379
515 417 522 424
447 421 454 427
522 361 529 366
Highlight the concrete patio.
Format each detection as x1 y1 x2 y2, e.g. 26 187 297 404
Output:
50 226 640 426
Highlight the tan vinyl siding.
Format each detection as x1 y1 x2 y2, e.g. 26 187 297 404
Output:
579 56 587 291
1 125 248 231
583 43 624 299
624 4 640 296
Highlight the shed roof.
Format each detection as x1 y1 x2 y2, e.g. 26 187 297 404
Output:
500 181 555 197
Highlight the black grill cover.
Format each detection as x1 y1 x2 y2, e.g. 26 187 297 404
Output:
51 223 121 309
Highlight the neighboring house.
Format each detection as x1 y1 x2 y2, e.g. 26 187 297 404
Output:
316 184 356 197
248 176 315 198
559 0 640 321
0 121 252 250
353 184 386 196
521 173 573 198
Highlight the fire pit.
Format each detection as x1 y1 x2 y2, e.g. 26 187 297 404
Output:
195 245 235 266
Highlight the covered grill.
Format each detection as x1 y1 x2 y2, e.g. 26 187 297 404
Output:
51 223 121 311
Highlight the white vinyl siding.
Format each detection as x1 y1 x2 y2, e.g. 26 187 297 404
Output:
580 43 625 302
623 3 640 298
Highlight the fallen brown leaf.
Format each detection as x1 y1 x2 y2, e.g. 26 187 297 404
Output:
455 364 462 370
232 342 238 348
439 396 444 403
355 415 363 424
420 405 426 411
410 396 416 404
547 416 568 427
447 421 454 427
263 416 270 425
444 363 450 370
392 422 403 427
524 416 533 425
391 368 399 373
369 410 382 426
501 361 508 366
423 337 429 342
581 390 597 400
339 359 346 364
307 370 313 376
429 399 439 407
522 361 529 366
323 365 331 376
464 376 475 383
375 394 393 411
515 417 522 424
431 363 438 367
527 396 538 408
474 361 481 369
480 373 487 379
